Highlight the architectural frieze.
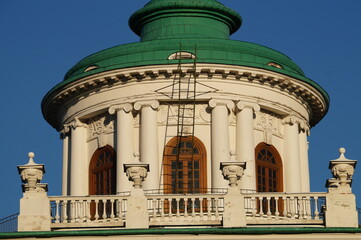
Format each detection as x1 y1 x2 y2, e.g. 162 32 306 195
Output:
43 65 327 130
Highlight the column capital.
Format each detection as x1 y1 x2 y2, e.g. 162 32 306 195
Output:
299 120 311 135
108 103 133 114
236 101 260 112
282 115 299 126
63 117 87 133
134 100 159 111
209 99 234 111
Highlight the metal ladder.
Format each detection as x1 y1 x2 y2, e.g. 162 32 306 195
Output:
157 45 198 193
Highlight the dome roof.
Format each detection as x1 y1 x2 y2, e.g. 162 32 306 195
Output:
42 0 329 127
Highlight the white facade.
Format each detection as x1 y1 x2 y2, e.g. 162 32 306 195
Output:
51 63 326 196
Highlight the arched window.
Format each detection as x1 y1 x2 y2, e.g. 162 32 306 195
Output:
89 145 116 195
255 143 283 192
163 136 207 194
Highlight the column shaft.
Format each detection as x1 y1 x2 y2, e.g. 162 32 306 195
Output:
209 100 234 189
69 120 88 196
116 105 134 193
236 106 257 191
299 129 310 192
135 101 159 190
283 119 302 193
61 133 69 196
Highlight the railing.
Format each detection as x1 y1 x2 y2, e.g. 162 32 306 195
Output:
49 196 128 229
147 194 224 226
48 192 328 230
243 193 327 225
0 213 18 233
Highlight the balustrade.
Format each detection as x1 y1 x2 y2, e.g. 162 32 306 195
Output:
243 193 326 224
49 196 128 228
146 194 224 225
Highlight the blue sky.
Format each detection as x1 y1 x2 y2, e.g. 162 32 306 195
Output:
0 0 361 218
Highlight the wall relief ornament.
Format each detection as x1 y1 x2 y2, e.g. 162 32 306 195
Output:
220 162 246 188
254 110 283 144
157 104 210 125
87 113 115 147
124 164 149 189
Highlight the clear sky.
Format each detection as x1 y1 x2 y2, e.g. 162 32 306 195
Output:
0 0 361 218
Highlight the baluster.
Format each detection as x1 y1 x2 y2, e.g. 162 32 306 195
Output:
62 200 68 223
259 197 264 217
54 200 60 223
69 200 75 223
152 199 156 218
275 197 280 218
251 197 256 218
110 199 115 221
290 197 295 219
102 199 107 220
301 197 306 219
314 196 319 220
283 197 288 218
176 197 180 217
191 198 196 217
161 198 165 220
94 199 99 221
199 198 204 217
184 197 189 217
169 198 173 217
305 196 311 219
85 200 90 222
117 199 122 222
81 200 86 222
207 198 212 218
266 197 271 218
215 198 219 218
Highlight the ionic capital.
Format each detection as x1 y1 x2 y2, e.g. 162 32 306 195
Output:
236 101 260 112
134 100 159 111
208 99 235 112
299 121 311 135
282 115 299 126
108 103 133 114
63 118 87 133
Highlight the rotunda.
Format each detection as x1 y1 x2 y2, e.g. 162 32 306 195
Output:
41 0 329 198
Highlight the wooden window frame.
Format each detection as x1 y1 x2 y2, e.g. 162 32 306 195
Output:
163 136 207 194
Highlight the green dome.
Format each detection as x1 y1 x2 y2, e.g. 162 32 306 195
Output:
42 0 329 124
129 0 242 41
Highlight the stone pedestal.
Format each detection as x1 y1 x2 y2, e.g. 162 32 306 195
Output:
124 164 150 229
220 162 247 227
17 153 51 232
324 148 358 228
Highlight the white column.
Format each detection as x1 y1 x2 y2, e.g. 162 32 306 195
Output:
60 130 69 196
66 118 88 196
209 99 234 189
134 100 160 190
299 122 310 192
236 101 260 191
282 116 302 193
109 103 134 194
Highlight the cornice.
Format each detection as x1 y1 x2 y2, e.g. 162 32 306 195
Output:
42 64 328 130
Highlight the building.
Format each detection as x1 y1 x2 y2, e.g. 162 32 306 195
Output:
2 0 361 239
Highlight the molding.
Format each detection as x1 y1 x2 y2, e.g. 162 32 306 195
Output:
87 113 115 147
43 64 328 130
108 103 133 114
134 100 159 111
